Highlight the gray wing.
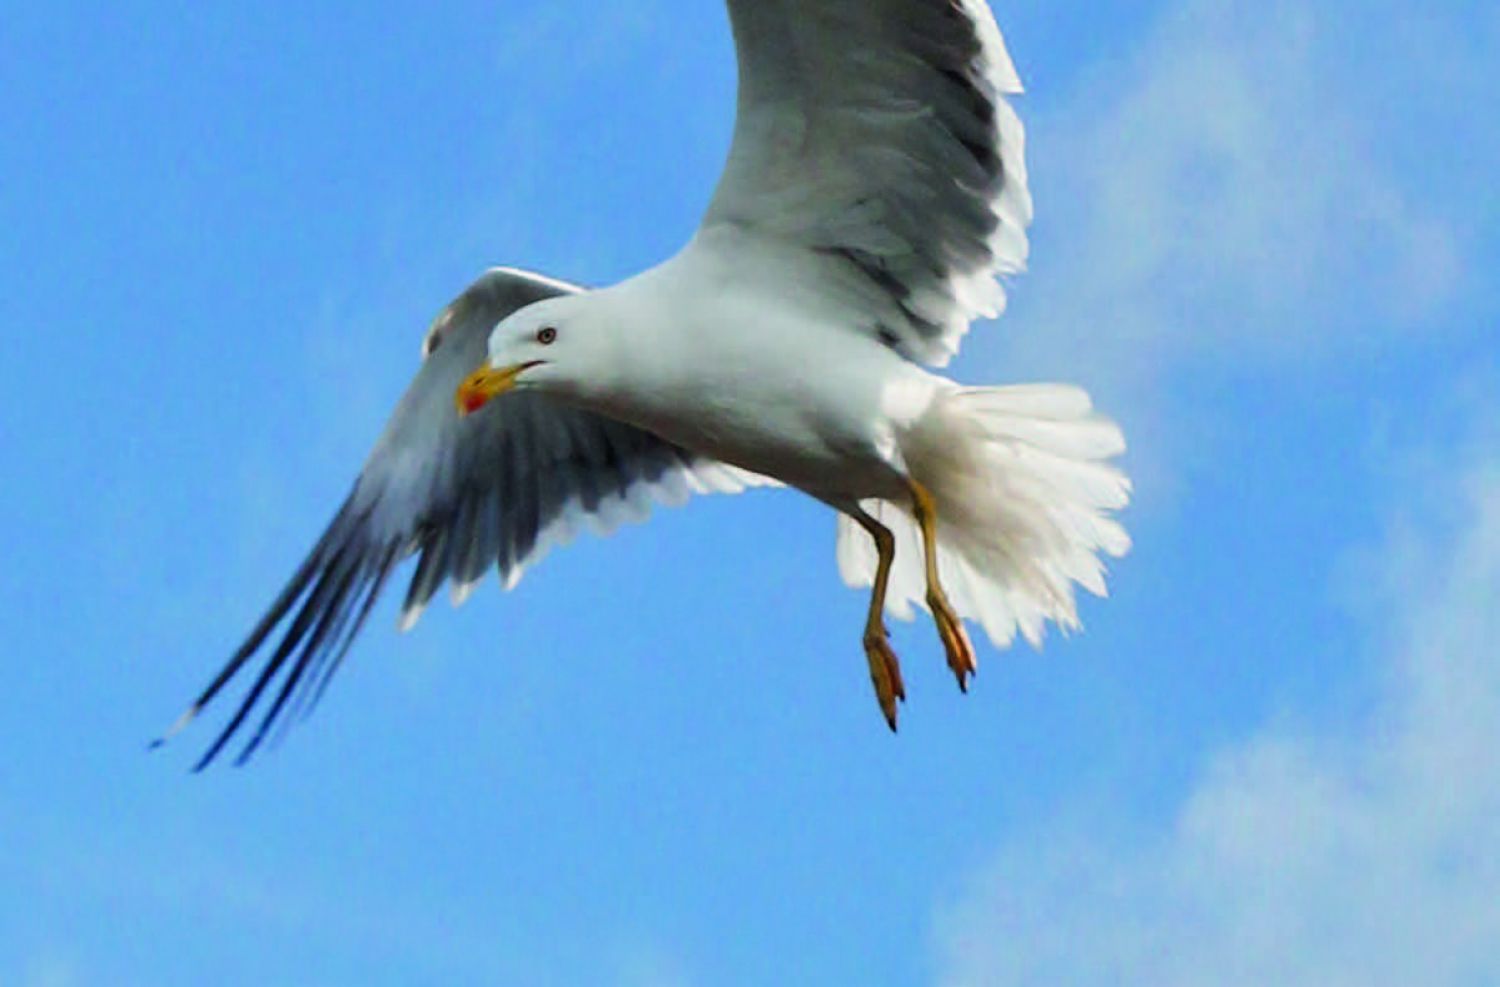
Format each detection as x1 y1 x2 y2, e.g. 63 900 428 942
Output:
705 0 1033 366
167 268 760 769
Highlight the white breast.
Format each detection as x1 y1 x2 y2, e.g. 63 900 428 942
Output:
586 237 941 501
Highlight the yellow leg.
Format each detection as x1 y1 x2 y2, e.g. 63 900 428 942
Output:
909 479 978 692
850 509 905 731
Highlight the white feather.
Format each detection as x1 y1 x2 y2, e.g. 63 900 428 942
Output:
838 384 1131 650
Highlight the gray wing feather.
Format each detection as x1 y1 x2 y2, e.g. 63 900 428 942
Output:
708 0 1033 366
167 268 757 769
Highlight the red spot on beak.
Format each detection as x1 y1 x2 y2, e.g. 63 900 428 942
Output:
460 389 489 416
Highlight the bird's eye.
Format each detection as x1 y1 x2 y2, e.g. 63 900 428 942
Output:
536 326 558 345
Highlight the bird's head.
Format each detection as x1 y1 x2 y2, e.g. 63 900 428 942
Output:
455 294 600 415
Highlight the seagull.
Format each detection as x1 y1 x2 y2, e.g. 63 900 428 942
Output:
161 0 1130 769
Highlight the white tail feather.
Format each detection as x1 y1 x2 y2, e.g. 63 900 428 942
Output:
836 384 1131 649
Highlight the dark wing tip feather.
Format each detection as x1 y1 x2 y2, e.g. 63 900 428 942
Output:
161 267 731 770
152 489 401 772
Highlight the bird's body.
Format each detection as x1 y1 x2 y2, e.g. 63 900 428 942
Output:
557 229 932 505
163 0 1133 767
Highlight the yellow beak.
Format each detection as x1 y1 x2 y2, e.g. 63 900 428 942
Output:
455 362 531 416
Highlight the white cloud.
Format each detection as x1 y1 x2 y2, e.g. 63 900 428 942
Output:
932 9 1500 978
1000 0 1490 391
932 428 1500 985
20 953 79 987
610 939 696 987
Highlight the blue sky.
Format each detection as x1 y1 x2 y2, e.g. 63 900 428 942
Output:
2 1 1497 984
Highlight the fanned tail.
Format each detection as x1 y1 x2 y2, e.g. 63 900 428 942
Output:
837 384 1131 649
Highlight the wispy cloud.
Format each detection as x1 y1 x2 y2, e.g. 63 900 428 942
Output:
932 431 1500 985
611 938 697 987
931 3 1500 982
20 953 79 987
996 0 1493 391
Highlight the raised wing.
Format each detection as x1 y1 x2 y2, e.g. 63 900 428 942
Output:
705 0 1033 366
165 268 760 769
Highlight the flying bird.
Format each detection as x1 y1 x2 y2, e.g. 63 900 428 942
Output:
161 0 1131 769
